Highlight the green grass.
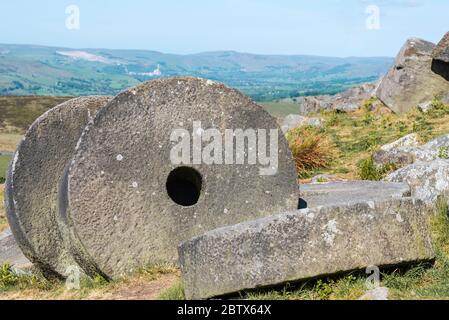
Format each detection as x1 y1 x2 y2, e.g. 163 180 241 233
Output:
0 154 11 183
157 279 185 300
357 156 397 181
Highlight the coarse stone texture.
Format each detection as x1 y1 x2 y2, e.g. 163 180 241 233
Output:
5 96 110 278
0 227 31 270
417 101 434 113
376 38 449 114
379 133 420 152
61 77 299 279
299 83 375 114
432 32 449 81
179 198 434 300
280 114 322 134
299 181 410 209
385 159 449 205
374 133 449 168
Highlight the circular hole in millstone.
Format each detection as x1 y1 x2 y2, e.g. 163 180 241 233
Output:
166 167 202 206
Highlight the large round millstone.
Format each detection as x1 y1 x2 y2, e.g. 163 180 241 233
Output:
5 96 111 278
61 77 299 278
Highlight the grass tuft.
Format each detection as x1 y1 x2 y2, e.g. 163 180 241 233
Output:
286 126 336 179
157 279 185 300
357 156 397 181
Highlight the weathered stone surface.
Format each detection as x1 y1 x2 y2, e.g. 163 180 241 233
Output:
61 77 299 279
280 114 322 133
373 148 416 168
385 159 449 204
374 133 449 167
374 133 420 168
380 133 420 152
432 32 449 81
5 96 110 277
179 198 434 299
0 228 31 270
376 38 449 114
299 83 375 114
417 101 434 113
300 181 410 209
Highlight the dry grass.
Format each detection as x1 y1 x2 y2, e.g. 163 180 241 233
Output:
286 126 336 179
0 265 179 300
0 133 22 152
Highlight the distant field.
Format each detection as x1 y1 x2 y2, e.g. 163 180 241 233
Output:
0 96 73 133
260 99 301 118
0 133 22 152
0 154 11 183
0 96 73 154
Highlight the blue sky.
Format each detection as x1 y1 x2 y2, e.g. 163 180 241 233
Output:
0 0 448 57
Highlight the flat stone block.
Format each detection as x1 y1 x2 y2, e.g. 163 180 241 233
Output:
179 198 434 300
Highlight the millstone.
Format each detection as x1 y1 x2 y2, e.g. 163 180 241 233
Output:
60 77 299 279
5 96 111 278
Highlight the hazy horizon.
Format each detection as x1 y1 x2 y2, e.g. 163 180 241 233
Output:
1 0 448 57
0 42 395 58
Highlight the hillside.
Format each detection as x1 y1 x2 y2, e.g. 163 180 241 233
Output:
0 44 392 101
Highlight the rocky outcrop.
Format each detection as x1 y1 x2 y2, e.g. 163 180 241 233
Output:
380 133 420 152
299 83 376 114
376 38 449 114
374 133 449 168
385 159 449 205
381 132 449 205
280 114 323 133
179 198 434 299
432 32 449 81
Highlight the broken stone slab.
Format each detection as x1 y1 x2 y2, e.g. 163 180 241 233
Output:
299 181 410 209
379 133 420 152
280 114 322 134
432 32 449 81
179 198 434 300
60 77 299 279
376 38 449 114
385 159 449 205
5 96 110 278
374 133 449 168
0 227 32 270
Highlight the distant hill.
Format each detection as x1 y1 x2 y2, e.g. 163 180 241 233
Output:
0 44 393 101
